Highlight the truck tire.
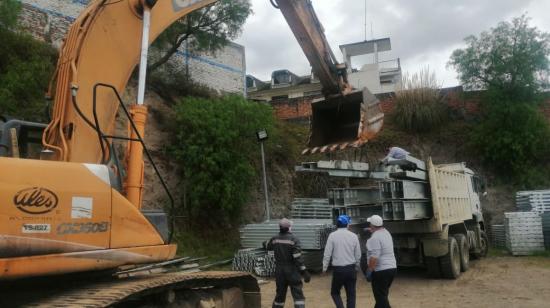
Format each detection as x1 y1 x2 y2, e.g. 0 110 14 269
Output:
440 237 461 279
472 231 489 259
453 234 470 272
425 257 441 278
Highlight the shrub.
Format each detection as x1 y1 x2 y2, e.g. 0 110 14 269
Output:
392 68 446 133
171 95 275 228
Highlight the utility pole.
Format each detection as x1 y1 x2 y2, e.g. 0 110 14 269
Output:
256 129 270 221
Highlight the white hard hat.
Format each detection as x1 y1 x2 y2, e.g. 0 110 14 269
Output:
367 215 383 227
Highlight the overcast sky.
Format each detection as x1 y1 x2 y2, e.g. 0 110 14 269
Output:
235 0 550 87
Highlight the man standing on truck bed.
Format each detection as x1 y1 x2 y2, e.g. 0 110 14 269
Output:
365 215 397 308
266 218 311 308
323 215 362 308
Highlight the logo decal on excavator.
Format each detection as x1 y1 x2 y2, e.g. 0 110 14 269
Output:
172 0 202 12
13 187 59 215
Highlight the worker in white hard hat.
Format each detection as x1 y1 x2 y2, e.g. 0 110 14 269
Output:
265 218 310 308
365 215 397 308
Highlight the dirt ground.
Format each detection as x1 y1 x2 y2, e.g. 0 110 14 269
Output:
259 256 550 308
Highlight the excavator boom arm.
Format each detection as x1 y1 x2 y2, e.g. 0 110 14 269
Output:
43 0 218 164
273 0 384 152
275 0 348 95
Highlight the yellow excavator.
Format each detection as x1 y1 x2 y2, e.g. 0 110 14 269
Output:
0 0 383 306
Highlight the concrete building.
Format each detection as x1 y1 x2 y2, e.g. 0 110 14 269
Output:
17 0 246 94
247 37 402 120
340 38 402 94
247 70 323 121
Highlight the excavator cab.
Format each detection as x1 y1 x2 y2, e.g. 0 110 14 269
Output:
305 88 384 154
0 120 46 159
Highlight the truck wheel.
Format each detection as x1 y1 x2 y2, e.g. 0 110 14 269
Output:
425 257 441 278
454 234 470 272
473 231 489 259
440 237 461 279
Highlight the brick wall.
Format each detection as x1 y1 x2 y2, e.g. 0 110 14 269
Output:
269 86 550 121
17 0 246 94
270 96 320 120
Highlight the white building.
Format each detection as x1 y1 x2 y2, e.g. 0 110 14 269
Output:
340 38 402 94
17 0 246 94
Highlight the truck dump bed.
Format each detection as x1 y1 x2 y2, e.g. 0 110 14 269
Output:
386 158 474 234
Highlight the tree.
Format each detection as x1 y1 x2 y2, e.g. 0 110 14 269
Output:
449 16 550 184
0 1 57 122
449 15 550 100
148 0 252 72
0 0 20 29
171 95 274 228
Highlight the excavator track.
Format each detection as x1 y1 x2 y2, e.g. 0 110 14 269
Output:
4 271 260 308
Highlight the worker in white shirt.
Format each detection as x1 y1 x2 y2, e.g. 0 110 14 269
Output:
381 146 410 163
365 215 397 308
323 215 361 308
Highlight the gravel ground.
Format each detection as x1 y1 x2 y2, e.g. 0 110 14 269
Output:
259 256 550 308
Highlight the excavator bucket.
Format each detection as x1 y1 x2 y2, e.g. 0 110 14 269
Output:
303 88 384 154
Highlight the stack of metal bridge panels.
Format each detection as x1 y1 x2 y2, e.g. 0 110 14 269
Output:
542 212 550 250
328 187 381 207
505 212 545 255
490 225 506 248
516 194 532 212
516 190 550 213
290 198 332 219
239 219 335 250
233 248 325 277
380 180 432 221
254 251 276 277
328 187 383 225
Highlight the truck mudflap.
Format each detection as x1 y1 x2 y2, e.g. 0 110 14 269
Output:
302 88 384 154
7 271 261 308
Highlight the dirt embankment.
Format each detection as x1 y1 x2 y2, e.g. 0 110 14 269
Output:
120 83 297 223
119 83 182 210
118 86 516 226
260 256 550 308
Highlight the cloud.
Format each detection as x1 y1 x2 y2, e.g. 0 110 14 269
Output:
236 0 549 87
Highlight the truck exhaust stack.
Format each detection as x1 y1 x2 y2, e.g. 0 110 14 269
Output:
303 88 384 154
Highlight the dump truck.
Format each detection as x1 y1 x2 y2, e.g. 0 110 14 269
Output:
296 156 488 279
